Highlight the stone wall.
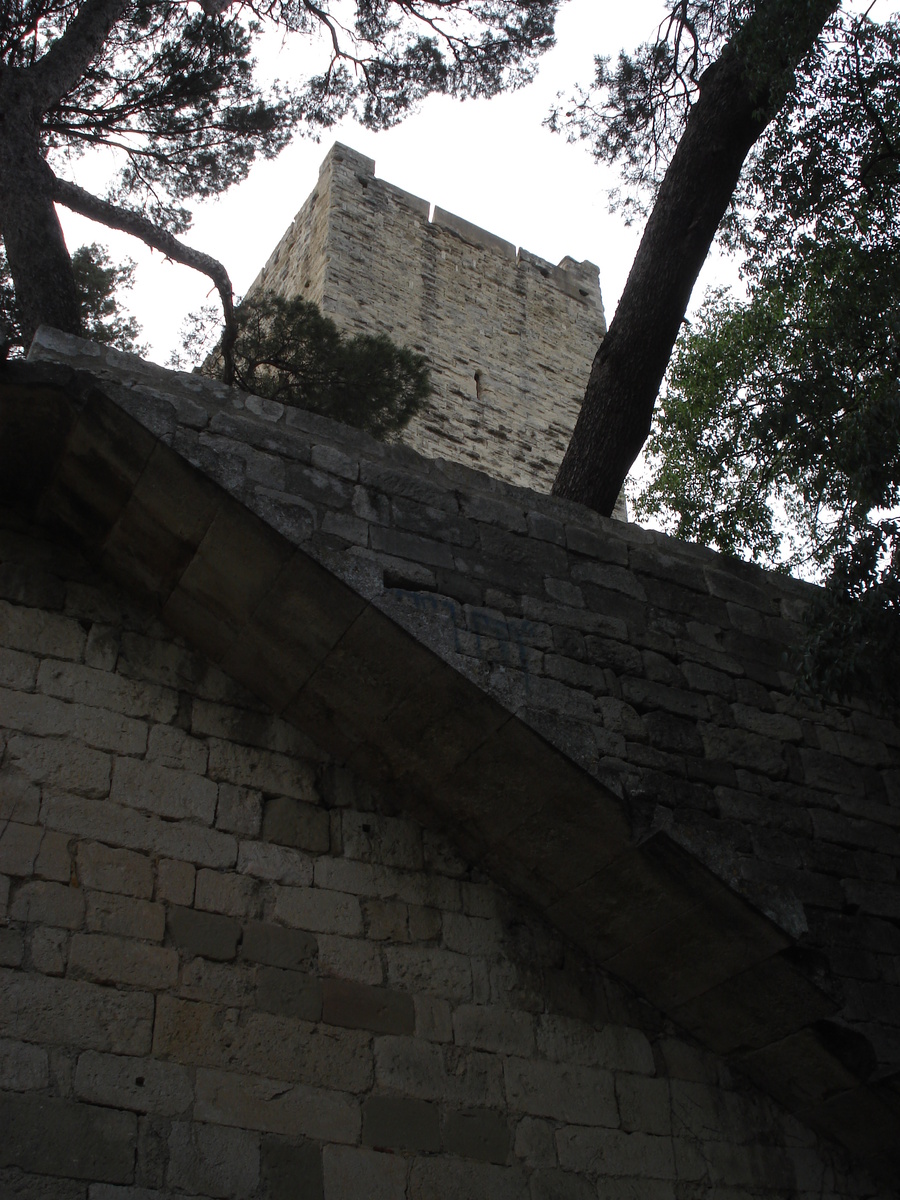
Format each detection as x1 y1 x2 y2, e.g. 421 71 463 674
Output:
29 329 900 1089
0 511 887 1200
247 144 612 505
2 331 898 1193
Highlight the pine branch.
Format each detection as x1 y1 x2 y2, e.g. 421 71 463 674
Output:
31 0 130 109
51 171 236 381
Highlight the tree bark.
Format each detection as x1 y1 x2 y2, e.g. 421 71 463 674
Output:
552 0 840 517
31 0 130 109
0 76 80 341
0 0 129 344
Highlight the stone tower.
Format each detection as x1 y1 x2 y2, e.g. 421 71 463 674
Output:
248 143 625 516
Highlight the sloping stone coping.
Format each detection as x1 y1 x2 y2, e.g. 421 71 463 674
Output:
1 338 897 1182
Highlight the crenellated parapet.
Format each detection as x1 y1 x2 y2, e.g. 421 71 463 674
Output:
247 144 615 508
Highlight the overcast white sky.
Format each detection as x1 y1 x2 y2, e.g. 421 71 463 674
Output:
57 0 740 365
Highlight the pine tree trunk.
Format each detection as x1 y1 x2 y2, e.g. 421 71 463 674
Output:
552 0 839 517
0 80 80 343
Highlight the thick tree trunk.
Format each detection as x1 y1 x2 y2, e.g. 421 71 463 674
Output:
0 79 80 342
31 0 130 109
0 0 130 344
552 0 840 516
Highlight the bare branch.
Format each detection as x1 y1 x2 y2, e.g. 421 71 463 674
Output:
51 172 236 382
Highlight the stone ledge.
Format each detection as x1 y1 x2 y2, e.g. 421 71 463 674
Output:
432 206 517 260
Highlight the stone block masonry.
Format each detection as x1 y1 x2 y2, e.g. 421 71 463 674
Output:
0 513 890 1199
23 331 900 1123
3 333 900 1194
247 143 619 511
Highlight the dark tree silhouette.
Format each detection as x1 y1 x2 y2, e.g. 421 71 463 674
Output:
0 0 558 378
551 0 844 516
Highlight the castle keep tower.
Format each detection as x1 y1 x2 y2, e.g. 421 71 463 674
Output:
247 143 613 503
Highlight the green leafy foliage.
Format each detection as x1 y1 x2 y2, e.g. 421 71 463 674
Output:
548 0 804 220
635 12 900 704
1 241 144 357
551 4 898 225
803 523 900 704
730 9 900 258
69 243 146 353
638 240 900 572
550 1 749 213
181 292 431 440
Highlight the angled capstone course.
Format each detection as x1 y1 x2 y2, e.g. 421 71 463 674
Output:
0 330 897 1194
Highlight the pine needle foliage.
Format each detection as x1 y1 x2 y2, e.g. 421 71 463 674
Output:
1 241 144 358
188 291 431 440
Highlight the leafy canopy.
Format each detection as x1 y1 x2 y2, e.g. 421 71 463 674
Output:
548 0 842 517
637 243 900 571
5 0 558 235
550 1 875 223
0 0 560 349
550 0 756 218
634 10 900 700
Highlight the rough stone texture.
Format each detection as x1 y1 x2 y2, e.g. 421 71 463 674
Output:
0 1092 137 1182
0 511 891 1199
262 1137 324 1200
167 906 241 961
247 143 622 512
362 1096 442 1153
323 1144 408 1200
20 331 900 1120
1 337 899 1195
